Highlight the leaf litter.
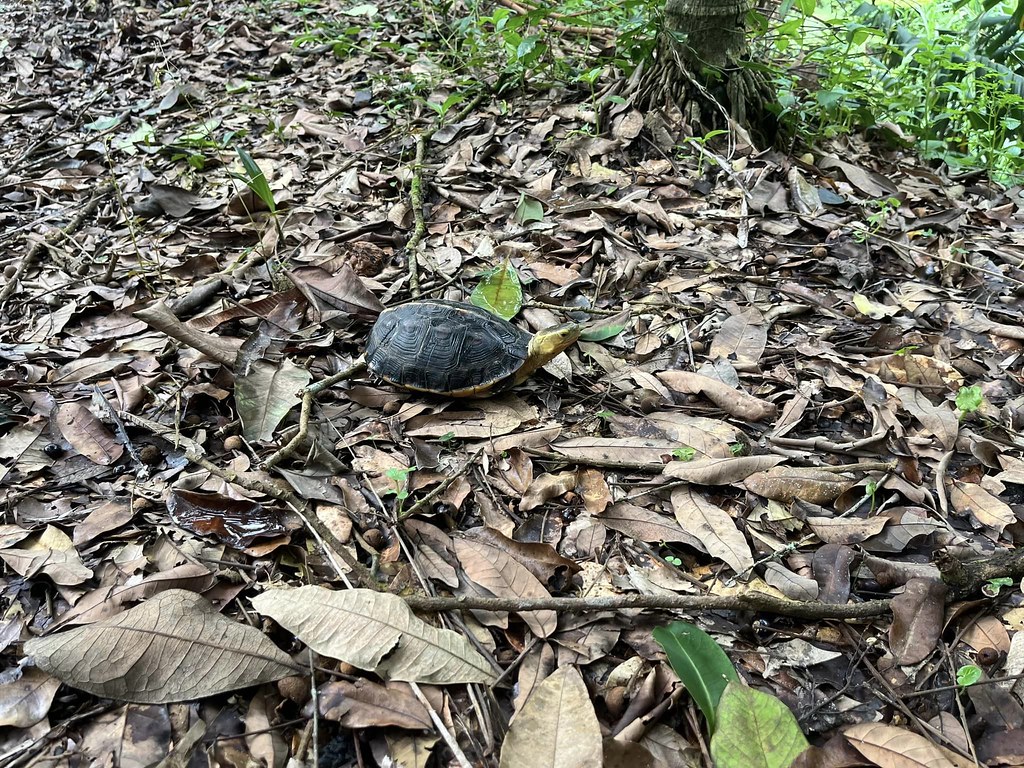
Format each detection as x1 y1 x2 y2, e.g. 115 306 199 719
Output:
2 0 1024 765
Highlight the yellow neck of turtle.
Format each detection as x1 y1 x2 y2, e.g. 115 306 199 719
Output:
513 324 581 385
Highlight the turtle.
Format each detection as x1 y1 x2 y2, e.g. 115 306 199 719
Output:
365 299 581 397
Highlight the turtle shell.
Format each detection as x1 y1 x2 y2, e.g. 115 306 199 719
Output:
365 300 531 396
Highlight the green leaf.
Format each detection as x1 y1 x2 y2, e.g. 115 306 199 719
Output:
710 682 809 768
653 621 739 734
471 262 523 321
513 193 544 224
957 664 983 686
235 147 276 214
85 115 122 131
672 447 696 461
956 385 984 414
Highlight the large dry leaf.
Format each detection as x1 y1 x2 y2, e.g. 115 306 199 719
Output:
235 359 311 442
898 387 958 449
251 586 495 683
844 723 957 768
743 466 855 504
499 666 602 768
454 538 558 637
890 578 947 665
25 590 295 703
670 486 753 575
950 480 1015 534
708 310 767 367
663 455 785 485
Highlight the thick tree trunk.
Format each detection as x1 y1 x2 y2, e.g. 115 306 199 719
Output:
631 0 776 143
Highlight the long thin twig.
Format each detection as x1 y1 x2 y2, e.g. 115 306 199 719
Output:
403 592 892 620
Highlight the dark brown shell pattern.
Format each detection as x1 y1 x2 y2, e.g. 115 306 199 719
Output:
365 300 531 395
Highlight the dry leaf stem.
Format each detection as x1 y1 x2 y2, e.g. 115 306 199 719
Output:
406 133 427 298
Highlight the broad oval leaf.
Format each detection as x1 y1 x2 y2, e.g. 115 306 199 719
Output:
236 359 311 443
24 590 296 704
653 621 740 734
251 586 495 684
471 261 523 320
710 681 809 768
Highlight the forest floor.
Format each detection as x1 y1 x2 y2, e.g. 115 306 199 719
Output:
3 0 1024 766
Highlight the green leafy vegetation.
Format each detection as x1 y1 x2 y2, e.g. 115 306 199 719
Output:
956 384 985 414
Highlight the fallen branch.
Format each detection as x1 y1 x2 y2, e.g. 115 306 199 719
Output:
403 592 892 620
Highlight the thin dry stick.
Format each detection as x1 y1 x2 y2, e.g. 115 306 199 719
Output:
0 182 113 305
408 681 474 768
398 449 484 520
263 359 368 469
406 133 427 298
403 592 891 620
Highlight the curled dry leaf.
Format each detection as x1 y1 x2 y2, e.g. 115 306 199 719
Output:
520 471 576 513
743 466 856 505
0 668 61 728
657 371 777 421
950 480 1015 534
235 359 311 443
25 590 296 704
317 679 432 730
551 437 678 466
499 666 602 768
708 310 768 367
252 586 495 684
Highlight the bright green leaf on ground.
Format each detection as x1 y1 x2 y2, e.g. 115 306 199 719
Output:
957 664 983 686
513 193 544 224
236 147 276 213
956 385 983 414
471 262 523 320
653 621 739 734
709 682 809 768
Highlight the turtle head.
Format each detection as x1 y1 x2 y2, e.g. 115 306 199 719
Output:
526 322 582 367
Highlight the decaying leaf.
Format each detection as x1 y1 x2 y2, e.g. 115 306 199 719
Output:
890 578 947 665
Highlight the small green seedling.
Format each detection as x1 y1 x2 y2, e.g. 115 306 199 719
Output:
957 664 983 687
956 385 984 416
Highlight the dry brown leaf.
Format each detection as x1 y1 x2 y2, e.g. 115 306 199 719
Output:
577 468 611 514
598 502 705 551
25 590 295 703
657 371 777 421
708 310 767 367
253 586 495 683
844 722 957 768
405 400 523 438
55 401 123 466
806 515 888 545
520 471 577 513
551 437 677 466
318 679 431 729
960 615 1010 654
763 563 819 601
890 578 947 665
670 486 753 575
0 668 61 727
499 666 602 768
663 455 785 485
743 466 855 504
950 480 1015 533
454 537 558 637
898 387 958 450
